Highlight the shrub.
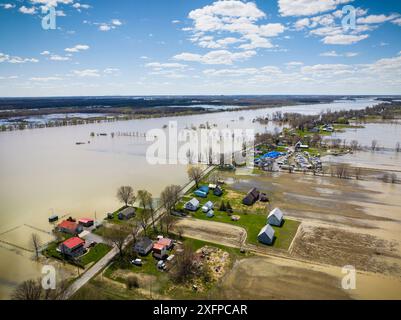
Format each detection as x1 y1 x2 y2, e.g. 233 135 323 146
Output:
126 275 140 290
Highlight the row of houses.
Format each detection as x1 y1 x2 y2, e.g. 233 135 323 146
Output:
257 208 285 245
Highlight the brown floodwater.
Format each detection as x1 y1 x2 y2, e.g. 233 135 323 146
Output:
0 99 380 298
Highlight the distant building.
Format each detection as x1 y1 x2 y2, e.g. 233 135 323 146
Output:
257 225 275 245
242 188 260 206
57 220 83 235
78 218 94 228
133 237 153 256
268 208 284 227
59 237 85 257
295 141 309 150
118 207 135 220
185 198 200 211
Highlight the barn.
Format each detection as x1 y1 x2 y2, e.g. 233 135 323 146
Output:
257 225 275 245
268 208 284 227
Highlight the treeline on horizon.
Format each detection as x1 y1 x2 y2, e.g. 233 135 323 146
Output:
0 95 368 111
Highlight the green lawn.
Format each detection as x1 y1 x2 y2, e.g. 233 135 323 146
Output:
80 243 112 266
176 179 300 250
189 209 300 250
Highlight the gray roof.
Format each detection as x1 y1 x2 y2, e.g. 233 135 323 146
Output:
268 208 284 221
135 237 153 249
119 207 135 216
203 201 213 208
258 224 275 239
187 198 200 207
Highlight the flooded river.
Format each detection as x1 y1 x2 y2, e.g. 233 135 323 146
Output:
0 98 381 298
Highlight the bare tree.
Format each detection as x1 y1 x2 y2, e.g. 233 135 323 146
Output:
137 190 155 231
31 233 41 260
128 220 141 244
171 244 197 284
371 140 378 152
138 209 151 236
11 279 42 300
391 173 397 184
161 214 175 235
12 278 69 300
117 186 136 207
350 140 359 151
187 166 203 189
103 225 130 260
355 167 363 180
396 142 400 153
160 185 181 215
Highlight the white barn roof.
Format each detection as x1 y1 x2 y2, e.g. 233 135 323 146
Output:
258 224 275 239
187 198 199 207
268 208 284 221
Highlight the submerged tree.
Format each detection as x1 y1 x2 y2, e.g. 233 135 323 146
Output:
31 233 41 260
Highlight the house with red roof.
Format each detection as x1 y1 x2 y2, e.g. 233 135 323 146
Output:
59 237 85 258
57 220 83 235
152 242 168 259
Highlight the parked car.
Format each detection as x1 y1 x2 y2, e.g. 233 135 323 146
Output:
132 259 143 266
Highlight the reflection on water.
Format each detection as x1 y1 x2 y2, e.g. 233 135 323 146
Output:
0 98 380 298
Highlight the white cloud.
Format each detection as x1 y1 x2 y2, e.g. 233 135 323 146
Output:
320 50 359 57
72 69 100 77
50 54 70 61
64 44 90 53
96 19 123 31
0 52 38 64
357 14 399 24
323 34 369 45
103 68 120 75
174 50 256 65
72 3 91 11
186 0 285 50
145 62 187 69
278 0 353 17
19 6 36 15
392 17 401 26
111 19 122 26
30 77 63 82
40 51 51 55
0 3 15 9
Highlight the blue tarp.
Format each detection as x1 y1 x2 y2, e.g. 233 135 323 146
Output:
199 186 209 193
194 190 208 198
262 151 283 159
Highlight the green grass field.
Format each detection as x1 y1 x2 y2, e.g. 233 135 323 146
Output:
176 176 300 250
80 243 112 266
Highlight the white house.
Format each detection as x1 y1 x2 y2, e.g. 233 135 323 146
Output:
202 201 214 213
268 208 284 227
185 198 200 211
257 225 275 245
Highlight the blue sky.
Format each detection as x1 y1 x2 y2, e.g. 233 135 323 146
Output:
0 0 401 96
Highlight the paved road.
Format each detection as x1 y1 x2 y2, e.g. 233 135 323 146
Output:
64 165 215 299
